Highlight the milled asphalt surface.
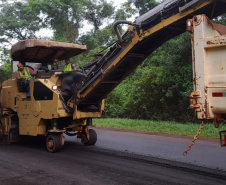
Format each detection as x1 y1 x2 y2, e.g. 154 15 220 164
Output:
1 127 226 185
67 127 226 171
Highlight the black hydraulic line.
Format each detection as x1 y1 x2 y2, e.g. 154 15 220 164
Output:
64 131 77 136
58 88 72 113
80 60 98 71
79 41 118 73
113 20 135 43
97 40 117 55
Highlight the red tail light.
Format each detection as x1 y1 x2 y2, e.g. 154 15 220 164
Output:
212 93 223 97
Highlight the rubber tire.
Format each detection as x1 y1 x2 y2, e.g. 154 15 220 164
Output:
84 129 97 146
46 134 63 153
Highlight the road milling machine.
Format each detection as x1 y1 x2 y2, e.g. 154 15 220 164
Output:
0 0 226 152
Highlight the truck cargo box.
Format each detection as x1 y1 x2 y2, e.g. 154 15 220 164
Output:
189 15 226 125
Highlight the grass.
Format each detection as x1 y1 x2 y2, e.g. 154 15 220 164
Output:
93 118 226 139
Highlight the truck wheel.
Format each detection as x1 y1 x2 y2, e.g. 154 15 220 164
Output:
46 133 64 153
84 129 97 146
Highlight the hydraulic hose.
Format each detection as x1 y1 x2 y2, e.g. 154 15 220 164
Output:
64 131 77 136
113 20 135 43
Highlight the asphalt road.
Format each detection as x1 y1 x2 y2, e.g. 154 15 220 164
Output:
0 127 226 185
91 127 226 171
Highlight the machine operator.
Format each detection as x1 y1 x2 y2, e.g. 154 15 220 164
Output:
16 62 36 96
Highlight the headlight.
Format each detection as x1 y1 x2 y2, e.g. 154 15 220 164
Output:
52 85 57 90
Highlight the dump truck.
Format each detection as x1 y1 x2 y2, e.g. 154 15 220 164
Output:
188 14 226 146
0 0 226 152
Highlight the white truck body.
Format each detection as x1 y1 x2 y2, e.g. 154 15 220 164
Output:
189 15 226 125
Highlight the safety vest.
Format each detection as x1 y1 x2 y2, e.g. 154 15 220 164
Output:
17 67 32 80
64 63 73 72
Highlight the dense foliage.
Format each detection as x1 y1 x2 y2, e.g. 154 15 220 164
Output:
0 49 12 81
105 32 194 122
0 0 225 122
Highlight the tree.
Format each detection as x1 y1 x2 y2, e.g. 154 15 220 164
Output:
213 14 226 25
28 0 115 42
0 1 43 71
0 1 42 46
126 0 159 16
105 32 195 122
83 0 114 32
0 49 11 82
28 0 85 42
